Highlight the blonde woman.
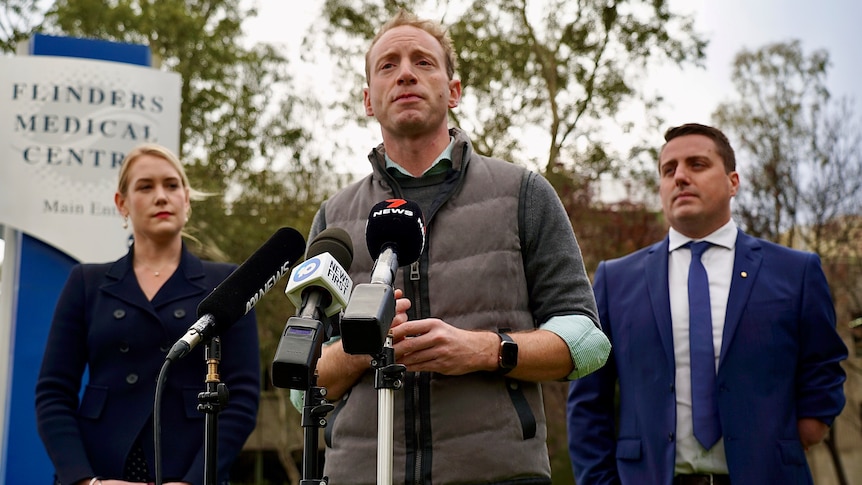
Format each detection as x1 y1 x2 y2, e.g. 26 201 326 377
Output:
36 144 260 485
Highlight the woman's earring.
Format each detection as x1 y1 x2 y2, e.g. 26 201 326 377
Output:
122 215 129 229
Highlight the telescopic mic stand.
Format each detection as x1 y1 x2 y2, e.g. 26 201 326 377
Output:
198 336 229 485
372 334 406 485
271 300 336 484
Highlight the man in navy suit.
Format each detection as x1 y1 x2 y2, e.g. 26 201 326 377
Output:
567 123 847 485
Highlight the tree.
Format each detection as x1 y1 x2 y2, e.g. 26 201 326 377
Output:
313 0 705 190
714 40 862 255
0 0 43 53
38 0 348 379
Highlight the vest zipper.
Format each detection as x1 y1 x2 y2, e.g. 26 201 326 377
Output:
413 374 422 485
409 260 422 320
407 259 428 483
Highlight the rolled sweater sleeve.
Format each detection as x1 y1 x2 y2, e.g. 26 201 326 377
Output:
521 172 609 380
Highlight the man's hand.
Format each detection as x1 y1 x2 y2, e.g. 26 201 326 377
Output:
389 310 574 380
798 417 829 451
316 289 412 400
390 318 498 375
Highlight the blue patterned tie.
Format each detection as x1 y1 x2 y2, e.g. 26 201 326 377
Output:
687 241 721 449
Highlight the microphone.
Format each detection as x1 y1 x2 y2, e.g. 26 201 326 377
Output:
166 227 306 362
341 199 426 355
272 227 355 389
284 227 354 320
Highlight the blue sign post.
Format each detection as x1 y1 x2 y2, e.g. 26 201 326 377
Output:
2 34 153 484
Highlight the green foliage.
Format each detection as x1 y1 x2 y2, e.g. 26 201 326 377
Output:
0 0 44 52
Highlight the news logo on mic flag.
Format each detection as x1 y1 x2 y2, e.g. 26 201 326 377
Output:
286 253 353 317
366 198 426 263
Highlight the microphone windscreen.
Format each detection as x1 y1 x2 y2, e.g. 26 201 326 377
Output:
365 199 425 265
197 227 306 330
307 227 354 272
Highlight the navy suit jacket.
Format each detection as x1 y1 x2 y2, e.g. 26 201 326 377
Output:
36 244 260 485
567 230 847 485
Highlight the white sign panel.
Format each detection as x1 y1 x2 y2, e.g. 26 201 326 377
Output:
0 55 181 262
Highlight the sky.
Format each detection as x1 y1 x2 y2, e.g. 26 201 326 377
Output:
2 0 860 261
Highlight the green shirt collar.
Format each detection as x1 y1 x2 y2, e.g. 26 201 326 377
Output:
385 137 455 179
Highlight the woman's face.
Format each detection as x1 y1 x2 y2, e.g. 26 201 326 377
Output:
115 153 190 242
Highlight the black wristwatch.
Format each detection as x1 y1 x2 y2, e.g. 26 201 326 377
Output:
496 332 518 374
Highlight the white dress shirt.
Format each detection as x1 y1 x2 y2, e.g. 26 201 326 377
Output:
668 219 738 474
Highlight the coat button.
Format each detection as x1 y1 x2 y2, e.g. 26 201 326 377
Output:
126 373 139 385
119 341 130 353
173 308 186 318
668 432 675 442
113 309 126 319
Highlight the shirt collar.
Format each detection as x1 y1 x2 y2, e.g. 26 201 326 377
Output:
668 219 737 252
385 136 455 178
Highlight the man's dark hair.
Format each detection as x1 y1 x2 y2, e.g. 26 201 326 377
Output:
662 123 736 173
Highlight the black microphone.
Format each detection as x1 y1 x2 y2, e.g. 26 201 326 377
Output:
272 227 354 389
341 199 426 355
166 227 306 362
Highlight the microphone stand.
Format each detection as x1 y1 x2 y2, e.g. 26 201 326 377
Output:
288 290 335 484
198 336 229 485
300 378 333 484
372 334 406 485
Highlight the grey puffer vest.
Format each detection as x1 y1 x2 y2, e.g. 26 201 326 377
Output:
320 129 551 484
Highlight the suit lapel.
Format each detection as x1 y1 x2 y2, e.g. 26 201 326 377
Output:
100 251 159 319
646 238 675 368
99 244 209 317
719 230 762 368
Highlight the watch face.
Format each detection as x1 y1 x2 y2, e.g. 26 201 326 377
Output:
500 341 518 369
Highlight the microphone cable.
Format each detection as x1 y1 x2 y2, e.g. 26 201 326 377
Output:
154 358 171 485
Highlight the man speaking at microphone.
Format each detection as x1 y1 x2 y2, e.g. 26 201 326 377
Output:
305 10 610 485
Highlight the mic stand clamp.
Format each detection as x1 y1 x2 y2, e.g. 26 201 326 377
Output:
372 335 406 485
198 336 229 485
372 344 405 391
300 383 334 485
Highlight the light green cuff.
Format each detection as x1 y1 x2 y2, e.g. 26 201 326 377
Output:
289 389 304 412
540 315 611 380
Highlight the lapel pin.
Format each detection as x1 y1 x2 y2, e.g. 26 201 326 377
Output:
740 271 748 278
